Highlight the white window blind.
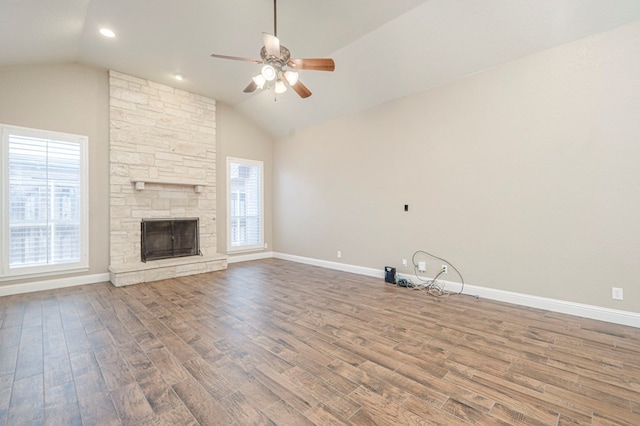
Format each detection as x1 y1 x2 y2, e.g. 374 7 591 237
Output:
227 157 263 251
1 125 88 278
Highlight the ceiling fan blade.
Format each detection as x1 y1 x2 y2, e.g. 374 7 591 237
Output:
243 80 258 93
290 80 312 99
288 58 335 72
262 33 281 57
210 53 262 64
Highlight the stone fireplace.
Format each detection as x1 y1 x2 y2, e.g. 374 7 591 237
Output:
108 71 226 286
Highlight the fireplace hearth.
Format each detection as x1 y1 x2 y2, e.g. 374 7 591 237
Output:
141 218 200 262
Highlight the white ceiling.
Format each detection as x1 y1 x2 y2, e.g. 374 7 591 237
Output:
2 0 640 137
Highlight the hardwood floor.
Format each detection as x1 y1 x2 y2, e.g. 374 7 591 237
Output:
1 259 640 425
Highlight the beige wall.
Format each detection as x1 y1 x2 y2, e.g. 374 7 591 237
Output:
216 103 273 257
0 63 110 286
273 21 640 312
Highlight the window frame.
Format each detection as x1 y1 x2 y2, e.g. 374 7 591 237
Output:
227 156 264 253
1 124 89 279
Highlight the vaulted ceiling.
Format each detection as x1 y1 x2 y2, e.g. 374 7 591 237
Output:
2 0 640 136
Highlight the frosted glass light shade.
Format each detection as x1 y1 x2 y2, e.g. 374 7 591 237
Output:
261 65 276 81
283 71 299 86
274 80 287 94
252 74 266 89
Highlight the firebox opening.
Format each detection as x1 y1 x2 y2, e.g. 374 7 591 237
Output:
141 218 200 262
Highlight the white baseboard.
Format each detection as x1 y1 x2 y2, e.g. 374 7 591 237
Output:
275 252 640 329
274 252 384 278
458 282 640 328
0 273 110 297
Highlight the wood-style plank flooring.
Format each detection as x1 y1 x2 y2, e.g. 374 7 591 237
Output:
1 259 640 425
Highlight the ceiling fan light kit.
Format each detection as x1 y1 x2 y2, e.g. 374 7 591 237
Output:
210 0 334 99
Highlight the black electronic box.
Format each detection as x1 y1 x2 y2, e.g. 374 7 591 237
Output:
384 266 396 284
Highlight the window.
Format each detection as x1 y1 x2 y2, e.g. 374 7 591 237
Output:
1 124 88 278
227 157 263 252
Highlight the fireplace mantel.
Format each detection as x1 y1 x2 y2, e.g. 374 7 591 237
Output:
130 177 206 193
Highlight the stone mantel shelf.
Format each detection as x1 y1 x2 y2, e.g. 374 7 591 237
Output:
130 177 206 193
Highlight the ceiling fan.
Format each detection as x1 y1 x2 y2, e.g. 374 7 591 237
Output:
210 0 335 99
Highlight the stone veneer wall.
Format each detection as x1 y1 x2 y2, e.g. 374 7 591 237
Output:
108 71 226 286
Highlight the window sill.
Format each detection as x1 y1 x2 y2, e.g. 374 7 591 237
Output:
227 245 266 254
0 266 90 282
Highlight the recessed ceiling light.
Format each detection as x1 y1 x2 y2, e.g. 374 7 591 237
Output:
174 74 184 81
99 28 116 38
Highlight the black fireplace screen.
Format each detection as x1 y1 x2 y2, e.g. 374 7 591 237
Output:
141 218 200 262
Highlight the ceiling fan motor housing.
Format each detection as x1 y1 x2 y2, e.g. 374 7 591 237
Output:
260 45 291 70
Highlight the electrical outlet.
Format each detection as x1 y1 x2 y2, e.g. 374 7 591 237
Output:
402 259 407 267
337 251 341 258
612 287 624 300
441 264 448 274
418 261 426 272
